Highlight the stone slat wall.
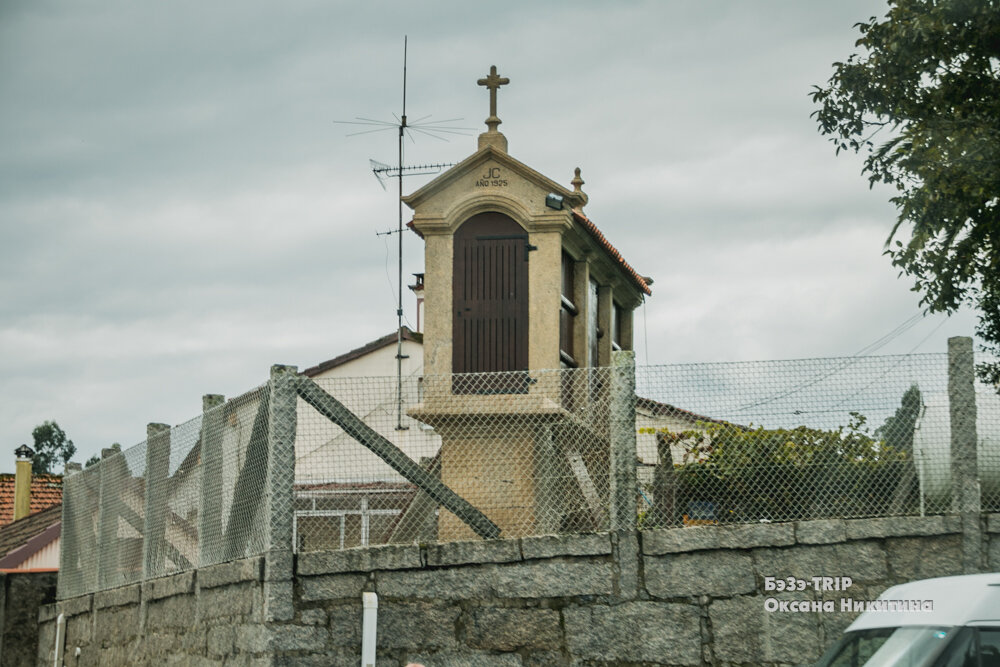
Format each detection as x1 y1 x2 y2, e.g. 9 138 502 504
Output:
37 515 1000 666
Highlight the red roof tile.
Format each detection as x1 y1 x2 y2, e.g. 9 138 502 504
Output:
0 475 63 527
572 209 651 296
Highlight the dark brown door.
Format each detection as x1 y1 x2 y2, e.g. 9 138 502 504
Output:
452 212 529 393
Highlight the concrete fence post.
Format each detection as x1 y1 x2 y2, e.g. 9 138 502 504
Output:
97 446 127 590
58 467 84 599
610 350 637 531
264 364 297 622
948 336 982 572
198 394 225 568
142 422 172 580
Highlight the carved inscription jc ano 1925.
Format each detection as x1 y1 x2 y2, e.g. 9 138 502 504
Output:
475 166 508 187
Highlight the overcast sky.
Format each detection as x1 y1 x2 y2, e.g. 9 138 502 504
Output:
0 1 982 467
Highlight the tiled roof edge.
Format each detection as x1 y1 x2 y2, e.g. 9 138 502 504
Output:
571 209 651 296
635 396 737 427
0 520 60 569
302 327 421 377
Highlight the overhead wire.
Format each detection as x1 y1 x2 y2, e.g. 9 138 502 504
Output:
732 312 929 414
825 314 948 412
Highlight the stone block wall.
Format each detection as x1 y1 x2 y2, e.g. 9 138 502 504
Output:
36 557 279 666
37 515 1000 666
1 571 56 667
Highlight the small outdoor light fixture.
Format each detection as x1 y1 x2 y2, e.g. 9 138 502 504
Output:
545 193 564 210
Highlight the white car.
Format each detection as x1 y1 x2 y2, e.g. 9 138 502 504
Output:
815 573 1000 666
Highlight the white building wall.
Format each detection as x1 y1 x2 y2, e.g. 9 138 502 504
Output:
17 536 60 570
295 339 440 485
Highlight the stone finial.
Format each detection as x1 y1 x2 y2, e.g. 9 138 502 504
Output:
571 167 588 205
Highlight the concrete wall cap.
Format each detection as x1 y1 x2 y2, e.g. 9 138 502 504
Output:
522 533 613 560
298 544 422 576
198 556 264 589
55 593 92 619
795 519 848 545
95 583 141 609
717 523 795 549
425 538 522 567
844 515 954 541
642 526 720 555
37 601 61 623
142 570 194 601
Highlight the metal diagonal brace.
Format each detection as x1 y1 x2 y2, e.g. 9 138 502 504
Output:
293 376 501 540
119 498 192 571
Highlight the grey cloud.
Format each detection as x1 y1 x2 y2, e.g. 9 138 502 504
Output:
4 0 974 465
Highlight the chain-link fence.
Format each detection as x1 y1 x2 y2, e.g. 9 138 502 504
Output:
58 384 273 600
59 347 1000 599
637 354 942 527
635 351 999 527
294 363 632 550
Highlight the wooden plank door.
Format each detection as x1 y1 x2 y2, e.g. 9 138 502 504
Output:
452 212 529 393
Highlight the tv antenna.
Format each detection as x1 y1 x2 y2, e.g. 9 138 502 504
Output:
368 159 455 191
335 36 473 430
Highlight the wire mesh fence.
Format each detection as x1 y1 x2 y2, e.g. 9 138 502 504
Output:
637 352 1000 526
294 364 628 550
58 348 1000 599
637 353 948 527
58 384 272 600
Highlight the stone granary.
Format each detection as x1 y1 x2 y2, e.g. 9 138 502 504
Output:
405 66 651 540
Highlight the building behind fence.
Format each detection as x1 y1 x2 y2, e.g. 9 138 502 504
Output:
58 339 1000 599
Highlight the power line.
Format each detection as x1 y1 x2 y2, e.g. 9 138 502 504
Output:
732 312 928 414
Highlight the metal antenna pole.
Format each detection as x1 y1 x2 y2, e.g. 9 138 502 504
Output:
396 36 407 431
333 36 472 431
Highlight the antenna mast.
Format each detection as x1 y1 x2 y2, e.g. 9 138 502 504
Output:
394 37 407 431
334 38 471 431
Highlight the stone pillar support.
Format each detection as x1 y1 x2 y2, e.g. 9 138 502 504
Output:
533 425 563 535
609 350 637 531
264 364 297 621
621 302 635 352
142 423 172 580
572 260 590 367
597 285 613 367
199 394 225 567
97 446 125 590
948 336 982 572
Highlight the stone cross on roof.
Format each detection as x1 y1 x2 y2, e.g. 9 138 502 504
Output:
477 65 509 133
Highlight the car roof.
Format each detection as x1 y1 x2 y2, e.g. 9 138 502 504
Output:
848 574 1000 631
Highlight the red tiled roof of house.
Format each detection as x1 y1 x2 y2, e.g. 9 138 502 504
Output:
572 209 651 296
0 475 63 527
